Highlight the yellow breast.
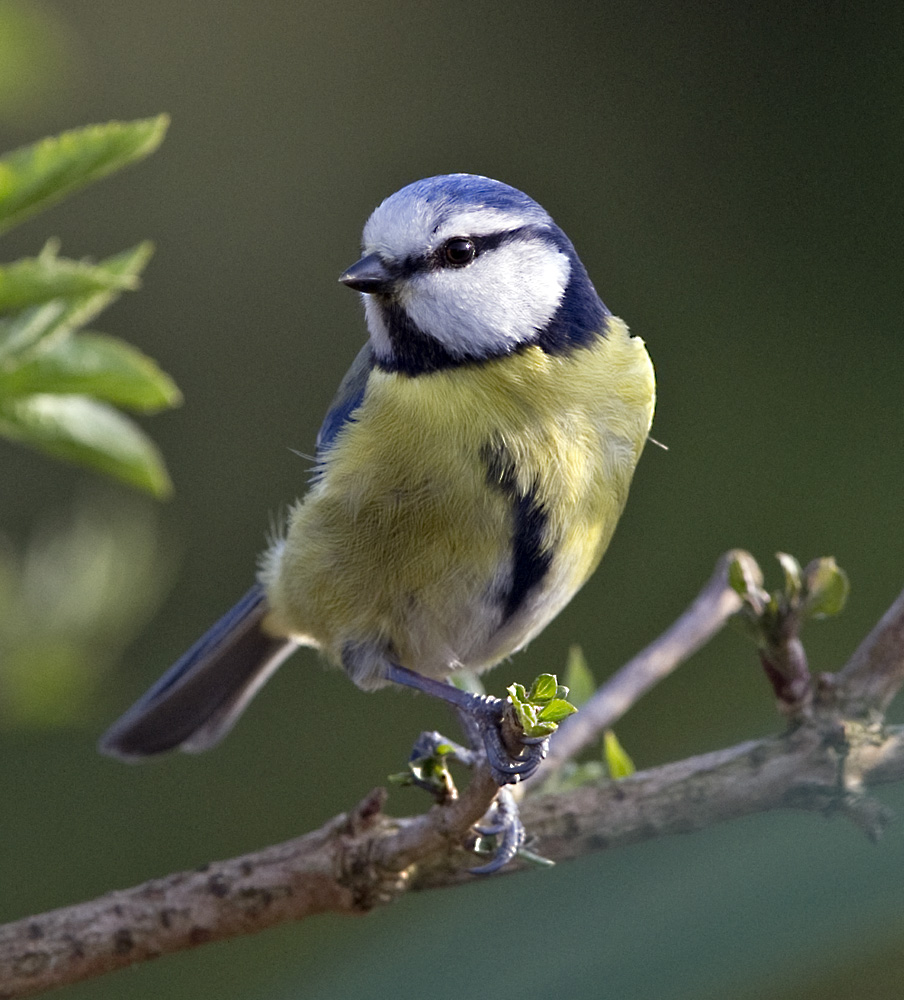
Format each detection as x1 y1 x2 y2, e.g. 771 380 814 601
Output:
264 318 654 682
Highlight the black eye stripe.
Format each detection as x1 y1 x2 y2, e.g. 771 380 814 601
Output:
398 224 556 277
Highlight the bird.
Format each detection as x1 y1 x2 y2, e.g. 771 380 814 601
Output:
100 174 655 860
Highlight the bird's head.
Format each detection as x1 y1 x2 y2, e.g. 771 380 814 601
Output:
340 174 609 374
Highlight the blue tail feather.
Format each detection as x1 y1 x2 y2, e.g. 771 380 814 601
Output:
99 584 296 760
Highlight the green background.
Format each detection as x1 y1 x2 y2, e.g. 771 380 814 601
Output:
2 2 903 997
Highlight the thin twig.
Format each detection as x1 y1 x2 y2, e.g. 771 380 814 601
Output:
545 550 752 766
838 585 904 714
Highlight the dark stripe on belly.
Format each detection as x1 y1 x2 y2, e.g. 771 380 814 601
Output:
481 441 553 622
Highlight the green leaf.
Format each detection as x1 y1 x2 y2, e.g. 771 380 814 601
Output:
0 300 67 364
508 673 578 738
507 681 529 704
505 682 541 735
0 331 181 412
0 248 138 313
802 557 850 619
0 242 154 363
0 116 169 236
0 393 172 497
524 721 558 738
528 673 559 704
564 644 596 707
603 729 636 779
537 698 578 724
517 701 541 731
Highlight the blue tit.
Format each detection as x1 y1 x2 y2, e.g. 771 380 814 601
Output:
100 174 655 789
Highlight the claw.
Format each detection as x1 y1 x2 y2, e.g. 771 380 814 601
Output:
469 788 526 874
470 696 549 785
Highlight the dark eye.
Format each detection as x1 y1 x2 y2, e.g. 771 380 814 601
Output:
442 238 477 267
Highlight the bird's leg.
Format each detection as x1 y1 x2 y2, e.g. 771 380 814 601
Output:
387 663 549 785
388 663 550 873
451 704 536 871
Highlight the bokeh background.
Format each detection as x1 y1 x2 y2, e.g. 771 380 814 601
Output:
1 2 903 997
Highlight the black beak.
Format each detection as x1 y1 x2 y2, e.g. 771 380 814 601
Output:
339 252 394 294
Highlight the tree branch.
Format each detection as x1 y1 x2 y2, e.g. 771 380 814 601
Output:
2 552 903 998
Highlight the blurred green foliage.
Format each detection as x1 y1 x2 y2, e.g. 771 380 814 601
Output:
0 116 180 496
0 1 75 125
0 115 180 725
0 495 172 725
603 727 636 779
563 644 596 708
541 645 636 790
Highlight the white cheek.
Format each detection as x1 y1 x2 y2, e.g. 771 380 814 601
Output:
403 243 570 356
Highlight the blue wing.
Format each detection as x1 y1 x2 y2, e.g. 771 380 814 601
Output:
315 342 375 457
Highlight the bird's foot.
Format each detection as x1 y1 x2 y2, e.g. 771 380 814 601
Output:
387 665 576 872
399 730 476 803
386 664 558 786
464 693 550 785
400 727 532 874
